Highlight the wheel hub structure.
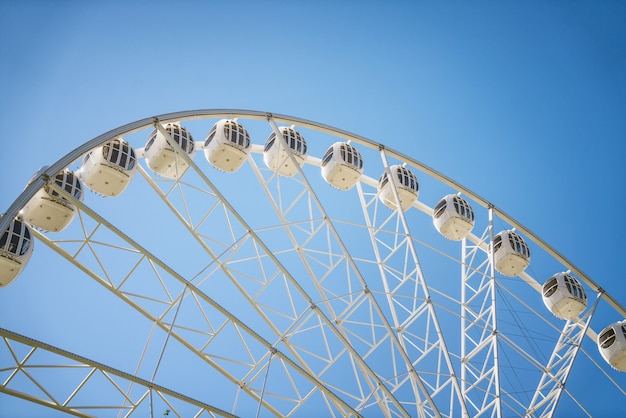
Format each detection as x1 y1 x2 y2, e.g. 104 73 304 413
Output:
1 110 624 417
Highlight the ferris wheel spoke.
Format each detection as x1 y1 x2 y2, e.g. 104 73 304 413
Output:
31 226 287 416
141 124 414 417
246 119 466 416
3 110 625 417
460 214 503 417
0 327 236 417
156 129 422 417
32 182 359 417
525 295 600 418
355 156 469 416
357 187 461 416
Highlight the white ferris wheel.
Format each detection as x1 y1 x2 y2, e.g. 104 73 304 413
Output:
1 109 624 417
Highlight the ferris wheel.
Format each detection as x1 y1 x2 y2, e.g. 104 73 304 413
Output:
1 109 624 417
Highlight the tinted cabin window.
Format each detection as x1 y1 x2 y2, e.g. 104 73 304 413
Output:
0 228 6 251
110 143 120 164
433 199 447 219
266 128 305 155
599 327 617 349
3 221 31 256
224 121 250 148
171 129 180 145
379 173 389 188
0 223 17 254
508 233 530 258
20 223 31 255
166 124 194 153
493 234 502 252
340 144 363 169
62 172 82 200
564 275 586 301
354 147 363 169
224 122 236 145
126 142 136 169
145 135 155 151
321 147 334 167
543 277 559 297
103 140 135 170
299 132 307 154
396 167 418 192
281 128 306 155
10 221 21 254
49 171 82 201
205 125 217 146
453 196 474 221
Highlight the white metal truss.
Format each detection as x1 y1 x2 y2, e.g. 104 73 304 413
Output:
460 209 501 417
525 294 600 417
246 118 443 417
352 147 470 417
0 327 235 417
34 181 358 417
1 110 625 417
148 121 408 417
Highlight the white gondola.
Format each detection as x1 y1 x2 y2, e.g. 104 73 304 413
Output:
144 123 195 178
79 139 137 197
378 165 419 211
320 142 364 190
492 229 530 276
20 168 84 232
597 321 626 372
0 216 34 286
263 126 308 177
542 272 587 320
204 119 251 172
432 194 475 240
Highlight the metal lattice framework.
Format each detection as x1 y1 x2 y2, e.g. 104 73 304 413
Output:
1 109 624 417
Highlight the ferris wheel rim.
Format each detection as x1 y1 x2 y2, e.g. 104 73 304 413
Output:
2 108 622 318
2 109 625 417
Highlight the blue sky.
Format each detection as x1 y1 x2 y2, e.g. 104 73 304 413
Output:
1 1 625 416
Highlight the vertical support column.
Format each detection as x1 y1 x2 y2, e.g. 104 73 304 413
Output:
461 206 501 417
525 293 600 417
369 147 468 417
489 207 503 417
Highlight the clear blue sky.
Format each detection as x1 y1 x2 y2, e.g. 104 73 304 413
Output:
1 0 624 416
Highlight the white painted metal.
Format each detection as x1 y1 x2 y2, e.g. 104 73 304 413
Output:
526 295 600 417
34 180 358 417
1 110 624 417
0 327 235 417
460 209 501 417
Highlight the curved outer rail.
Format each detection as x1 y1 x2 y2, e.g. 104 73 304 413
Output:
2 108 624 320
